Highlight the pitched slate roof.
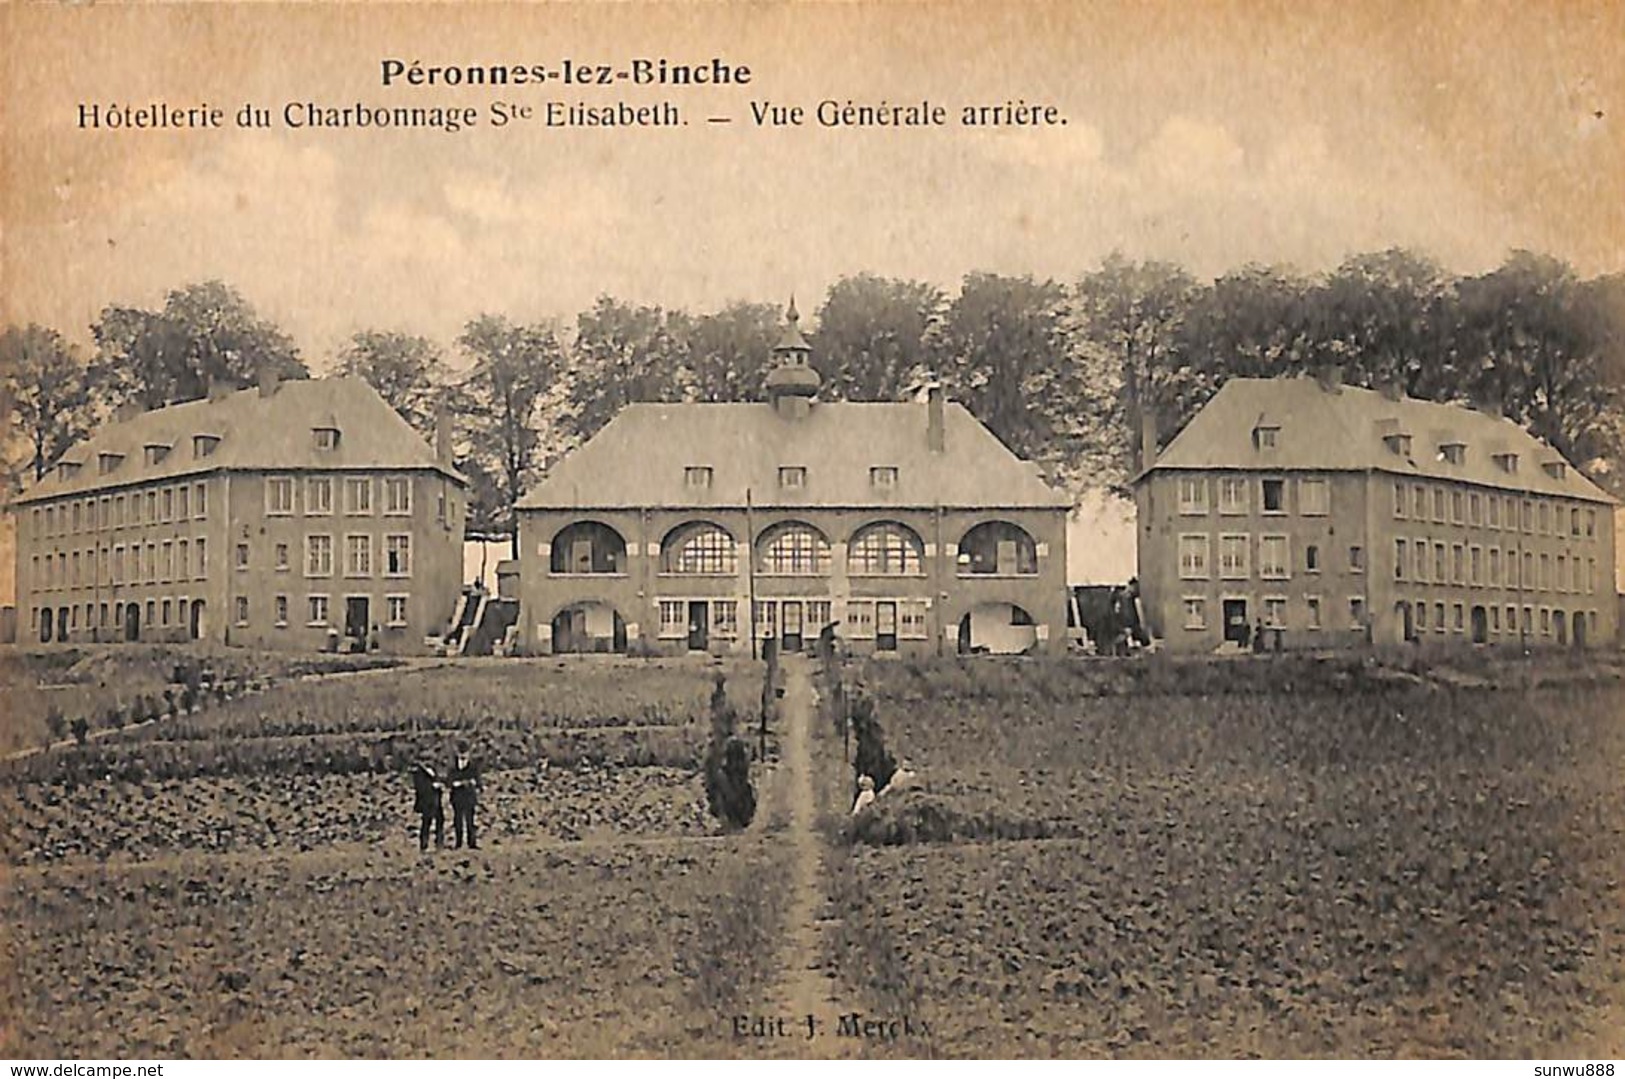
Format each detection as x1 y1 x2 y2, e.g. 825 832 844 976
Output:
16 376 461 505
1141 375 1616 504
519 400 1070 510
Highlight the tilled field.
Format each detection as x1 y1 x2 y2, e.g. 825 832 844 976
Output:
829 660 1625 1058
1 838 789 1057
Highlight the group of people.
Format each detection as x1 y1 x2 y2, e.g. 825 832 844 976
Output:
851 758 920 816
410 745 481 851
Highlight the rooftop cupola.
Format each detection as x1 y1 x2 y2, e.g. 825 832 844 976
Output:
765 296 820 420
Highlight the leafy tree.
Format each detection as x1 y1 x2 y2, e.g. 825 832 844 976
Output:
1179 264 1316 383
1309 249 1456 397
932 272 1071 467
454 314 566 556
1070 255 1200 478
673 301 782 402
337 330 446 435
811 275 945 401
564 297 684 443
0 323 96 485
89 281 305 409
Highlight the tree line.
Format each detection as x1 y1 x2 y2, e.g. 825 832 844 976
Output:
3 249 1623 546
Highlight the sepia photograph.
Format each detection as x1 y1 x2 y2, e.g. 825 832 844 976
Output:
2 0 1624 1062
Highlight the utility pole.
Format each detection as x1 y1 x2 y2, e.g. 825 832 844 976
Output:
745 486 758 661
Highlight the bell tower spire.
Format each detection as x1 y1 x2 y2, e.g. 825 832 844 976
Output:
766 296 820 419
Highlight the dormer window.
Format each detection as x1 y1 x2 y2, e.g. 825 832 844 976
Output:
1383 434 1413 457
1493 452 1519 473
1438 442 1466 466
193 434 221 458
1252 425 1280 451
312 427 340 451
57 461 82 481
870 466 899 488
779 466 807 489
143 443 171 466
684 466 713 490
98 452 124 475
1542 461 1567 480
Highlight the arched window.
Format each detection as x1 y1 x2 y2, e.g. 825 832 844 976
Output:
662 522 737 575
756 521 831 576
848 522 925 576
957 520 1038 576
550 521 627 575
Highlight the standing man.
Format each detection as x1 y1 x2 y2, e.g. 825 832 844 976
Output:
449 743 481 850
411 761 445 852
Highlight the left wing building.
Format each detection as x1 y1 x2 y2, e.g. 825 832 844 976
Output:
515 303 1072 657
12 371 467 652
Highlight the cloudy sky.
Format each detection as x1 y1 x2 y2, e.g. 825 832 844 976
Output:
4 1 1621 369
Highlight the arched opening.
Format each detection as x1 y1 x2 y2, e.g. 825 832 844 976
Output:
661 521 738 576
1554 609 1568 646
1470 605 1488 645
847 521 926 577
756 521 831 576
39 607 52 644
189 599 207 641
124 602 141 642
1396 601 1416 644
957 602 1037 655
957 521 1038 576
57 607 70 642
550 521 627 575
1574 611 1589 648
551 601 627 654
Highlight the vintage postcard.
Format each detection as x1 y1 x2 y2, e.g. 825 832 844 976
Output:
2 0 1623 1062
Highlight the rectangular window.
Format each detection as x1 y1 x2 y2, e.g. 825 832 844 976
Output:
306 535 333 577
345 477 372 515
1450 491 1463 524
1218 477 1248 515
1521 500 1533 532
1413 485 1427 520
115 497 125 527
112 546 124 584
1299 478 1329 516
275 595 289 627
1348 545 1364 573
177 486 188 519
72 503 82 533
1538 502 1551 534
1305 595 1321 630
713 599 739 637
1434 602 1446 632
657 600 687 638
1305 544 1320 573
842 600 872 640
1587 509 1597 538
145 543 157 584
1415 600 1427 631
1488 548 1500 586
71 551 81 586
1434 542 1447 581
1470 546 1482 586
1259 535 1288 580
1393 481 1406 518
1488 496 1500 529
1394 539 1406 580
1451 544 1464 584
266 476 294 516
897 601 928 639
1178 534 1209 580
1177 477 1208 515
684 466 713 490
1261 478 1285 514
386 534 412 576
1523 551 1534 589
159 599 170 626
307 477 333 515
778 466 807 489
1263 596 1287 629
196 538 207 578
307 595 330 626
1557 554 1567 593
1539 553 1551 591
1349 596 1366 630
236 543 249 571
1182 596 1207 630
1413 539 1428 582
194 482 207 518
234 595 249 626
385 476 412 515
386 594 408 626
161 541 174 582
275 543 289 571
162 488 173 521
1490 606 1501 633
869 466 899 489
146 491 157 521
1469 493 1482 526
1433 488 1446 521
1569 507 1581 538
1219 534 1250 579
345 534 372 577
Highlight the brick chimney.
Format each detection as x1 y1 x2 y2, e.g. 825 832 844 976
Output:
258 361 279 398
435 406 455 466
1139 401 1159 472
926 383 945 453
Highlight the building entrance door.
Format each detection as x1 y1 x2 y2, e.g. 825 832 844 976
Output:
875 601 898 652
781 601 804 652
1223 599 1248 645
687 600 709 651
345 596 369 648
124 603 140 642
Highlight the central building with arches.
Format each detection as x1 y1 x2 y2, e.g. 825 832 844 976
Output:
514 303 1071 656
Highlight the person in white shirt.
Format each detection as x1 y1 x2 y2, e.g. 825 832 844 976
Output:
851 774 876 816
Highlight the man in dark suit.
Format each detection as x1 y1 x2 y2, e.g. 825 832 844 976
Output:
411 761 445 852
449 745 480 850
